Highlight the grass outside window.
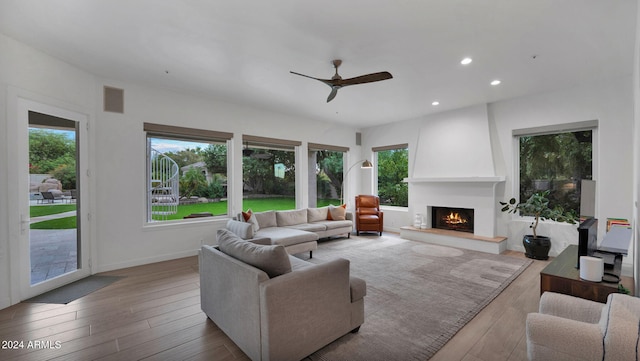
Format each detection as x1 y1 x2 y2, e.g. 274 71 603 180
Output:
29 198 341 229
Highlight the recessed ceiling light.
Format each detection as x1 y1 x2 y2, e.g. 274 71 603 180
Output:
460 57 472 65
432 101 440 106
490 80 501 86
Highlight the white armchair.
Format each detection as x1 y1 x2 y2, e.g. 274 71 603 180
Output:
527 291 640 361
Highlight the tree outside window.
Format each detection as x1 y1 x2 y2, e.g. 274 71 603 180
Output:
314 150 343 206
376 147 408 207
519 130 592 216
242 145 296 211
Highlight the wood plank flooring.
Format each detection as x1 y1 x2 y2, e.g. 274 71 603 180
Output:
0 241 628 360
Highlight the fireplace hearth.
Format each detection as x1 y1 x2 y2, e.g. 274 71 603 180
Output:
432 207 474 233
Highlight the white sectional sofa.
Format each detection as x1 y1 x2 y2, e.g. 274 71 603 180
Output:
224 207 353 257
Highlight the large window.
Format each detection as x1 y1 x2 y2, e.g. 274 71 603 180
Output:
242 135 300 211
374 144 408 207
308 143 346 207
517 123 594 216
144 123 231 222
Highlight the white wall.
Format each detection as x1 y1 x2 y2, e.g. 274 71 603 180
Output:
412 104 494 178
93 80 359 272
0 33 361 308
363 76 635 272
491 77 634 262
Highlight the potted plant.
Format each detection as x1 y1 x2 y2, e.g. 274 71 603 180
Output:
500 190 577 260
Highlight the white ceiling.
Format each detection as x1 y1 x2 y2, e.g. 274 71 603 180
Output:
0 0 636 128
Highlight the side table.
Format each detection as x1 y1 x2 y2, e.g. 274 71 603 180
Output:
540 245 623 303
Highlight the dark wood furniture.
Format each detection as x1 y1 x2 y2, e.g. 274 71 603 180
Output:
540 245 622 303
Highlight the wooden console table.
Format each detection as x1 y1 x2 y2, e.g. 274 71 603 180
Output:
540 245 622 303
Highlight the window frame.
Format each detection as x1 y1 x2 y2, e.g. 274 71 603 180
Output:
513 120 597 219
144 123 232 224
373 143 409 208
241 134 301 212
308 143 348 207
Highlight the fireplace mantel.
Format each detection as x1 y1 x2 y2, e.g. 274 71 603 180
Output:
404 176 505 183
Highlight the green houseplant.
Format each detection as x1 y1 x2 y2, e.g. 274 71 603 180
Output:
500 190 577 260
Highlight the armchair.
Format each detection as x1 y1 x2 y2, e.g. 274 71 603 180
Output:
355 195 383 236
526 291 640 360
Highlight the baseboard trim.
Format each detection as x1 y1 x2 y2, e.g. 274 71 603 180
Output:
96 249 199 273
0 297 12 311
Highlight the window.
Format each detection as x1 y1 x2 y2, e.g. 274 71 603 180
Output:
374 144 408 207
516 122 595 216
242 135 300 212
144 123 232 222
308 143 347 207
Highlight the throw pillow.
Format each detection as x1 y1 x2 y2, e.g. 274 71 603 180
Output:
242 209 260 233
276 209 307 226
308 207 329 222
254 210 277 228
328 204 347 221
217 229 291 278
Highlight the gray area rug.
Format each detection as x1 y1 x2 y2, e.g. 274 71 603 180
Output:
24 275 124 304
305 235 532 361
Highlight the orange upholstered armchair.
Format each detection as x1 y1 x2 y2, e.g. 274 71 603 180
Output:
355 195 384 236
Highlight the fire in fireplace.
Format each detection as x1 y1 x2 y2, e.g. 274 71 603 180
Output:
432 207 474 233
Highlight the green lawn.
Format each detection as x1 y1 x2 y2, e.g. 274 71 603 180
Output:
30 197 341 228
30 216 77 229
30 204 76 217
159 197 339 221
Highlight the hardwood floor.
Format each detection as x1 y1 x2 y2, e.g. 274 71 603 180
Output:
0 246 629 360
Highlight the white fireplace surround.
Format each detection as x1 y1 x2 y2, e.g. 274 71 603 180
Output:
406 177 505 238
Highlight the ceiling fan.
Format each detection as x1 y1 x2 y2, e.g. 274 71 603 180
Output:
290 59 393 102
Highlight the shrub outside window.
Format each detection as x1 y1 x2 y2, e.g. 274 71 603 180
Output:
375 145 408 207
518 128 593 216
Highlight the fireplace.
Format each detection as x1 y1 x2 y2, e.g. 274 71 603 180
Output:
432 207 474 233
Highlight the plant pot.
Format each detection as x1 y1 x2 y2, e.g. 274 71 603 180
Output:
523 235 551 260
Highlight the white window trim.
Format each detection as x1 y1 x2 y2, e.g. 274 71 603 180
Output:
512 122 598 220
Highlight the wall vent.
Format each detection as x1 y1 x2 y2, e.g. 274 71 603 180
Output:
103 86 124 113
355 132 362 146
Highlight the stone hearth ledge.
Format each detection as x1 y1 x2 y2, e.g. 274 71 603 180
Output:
400 226 508 254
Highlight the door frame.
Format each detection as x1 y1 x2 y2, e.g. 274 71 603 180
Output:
8 93 92 302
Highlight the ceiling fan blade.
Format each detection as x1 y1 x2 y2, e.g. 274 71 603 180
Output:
290 71 335 87
340 71 393 86
327 87 339 102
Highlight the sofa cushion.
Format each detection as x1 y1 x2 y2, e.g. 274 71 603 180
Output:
242 209 260 233
256 227 319 247
217 229 291 278
314 219 353 230
225 219 254 240
254 210 277 228
308 207 329 222
285 223 327 232
276 209 308 226
328 204 347 220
